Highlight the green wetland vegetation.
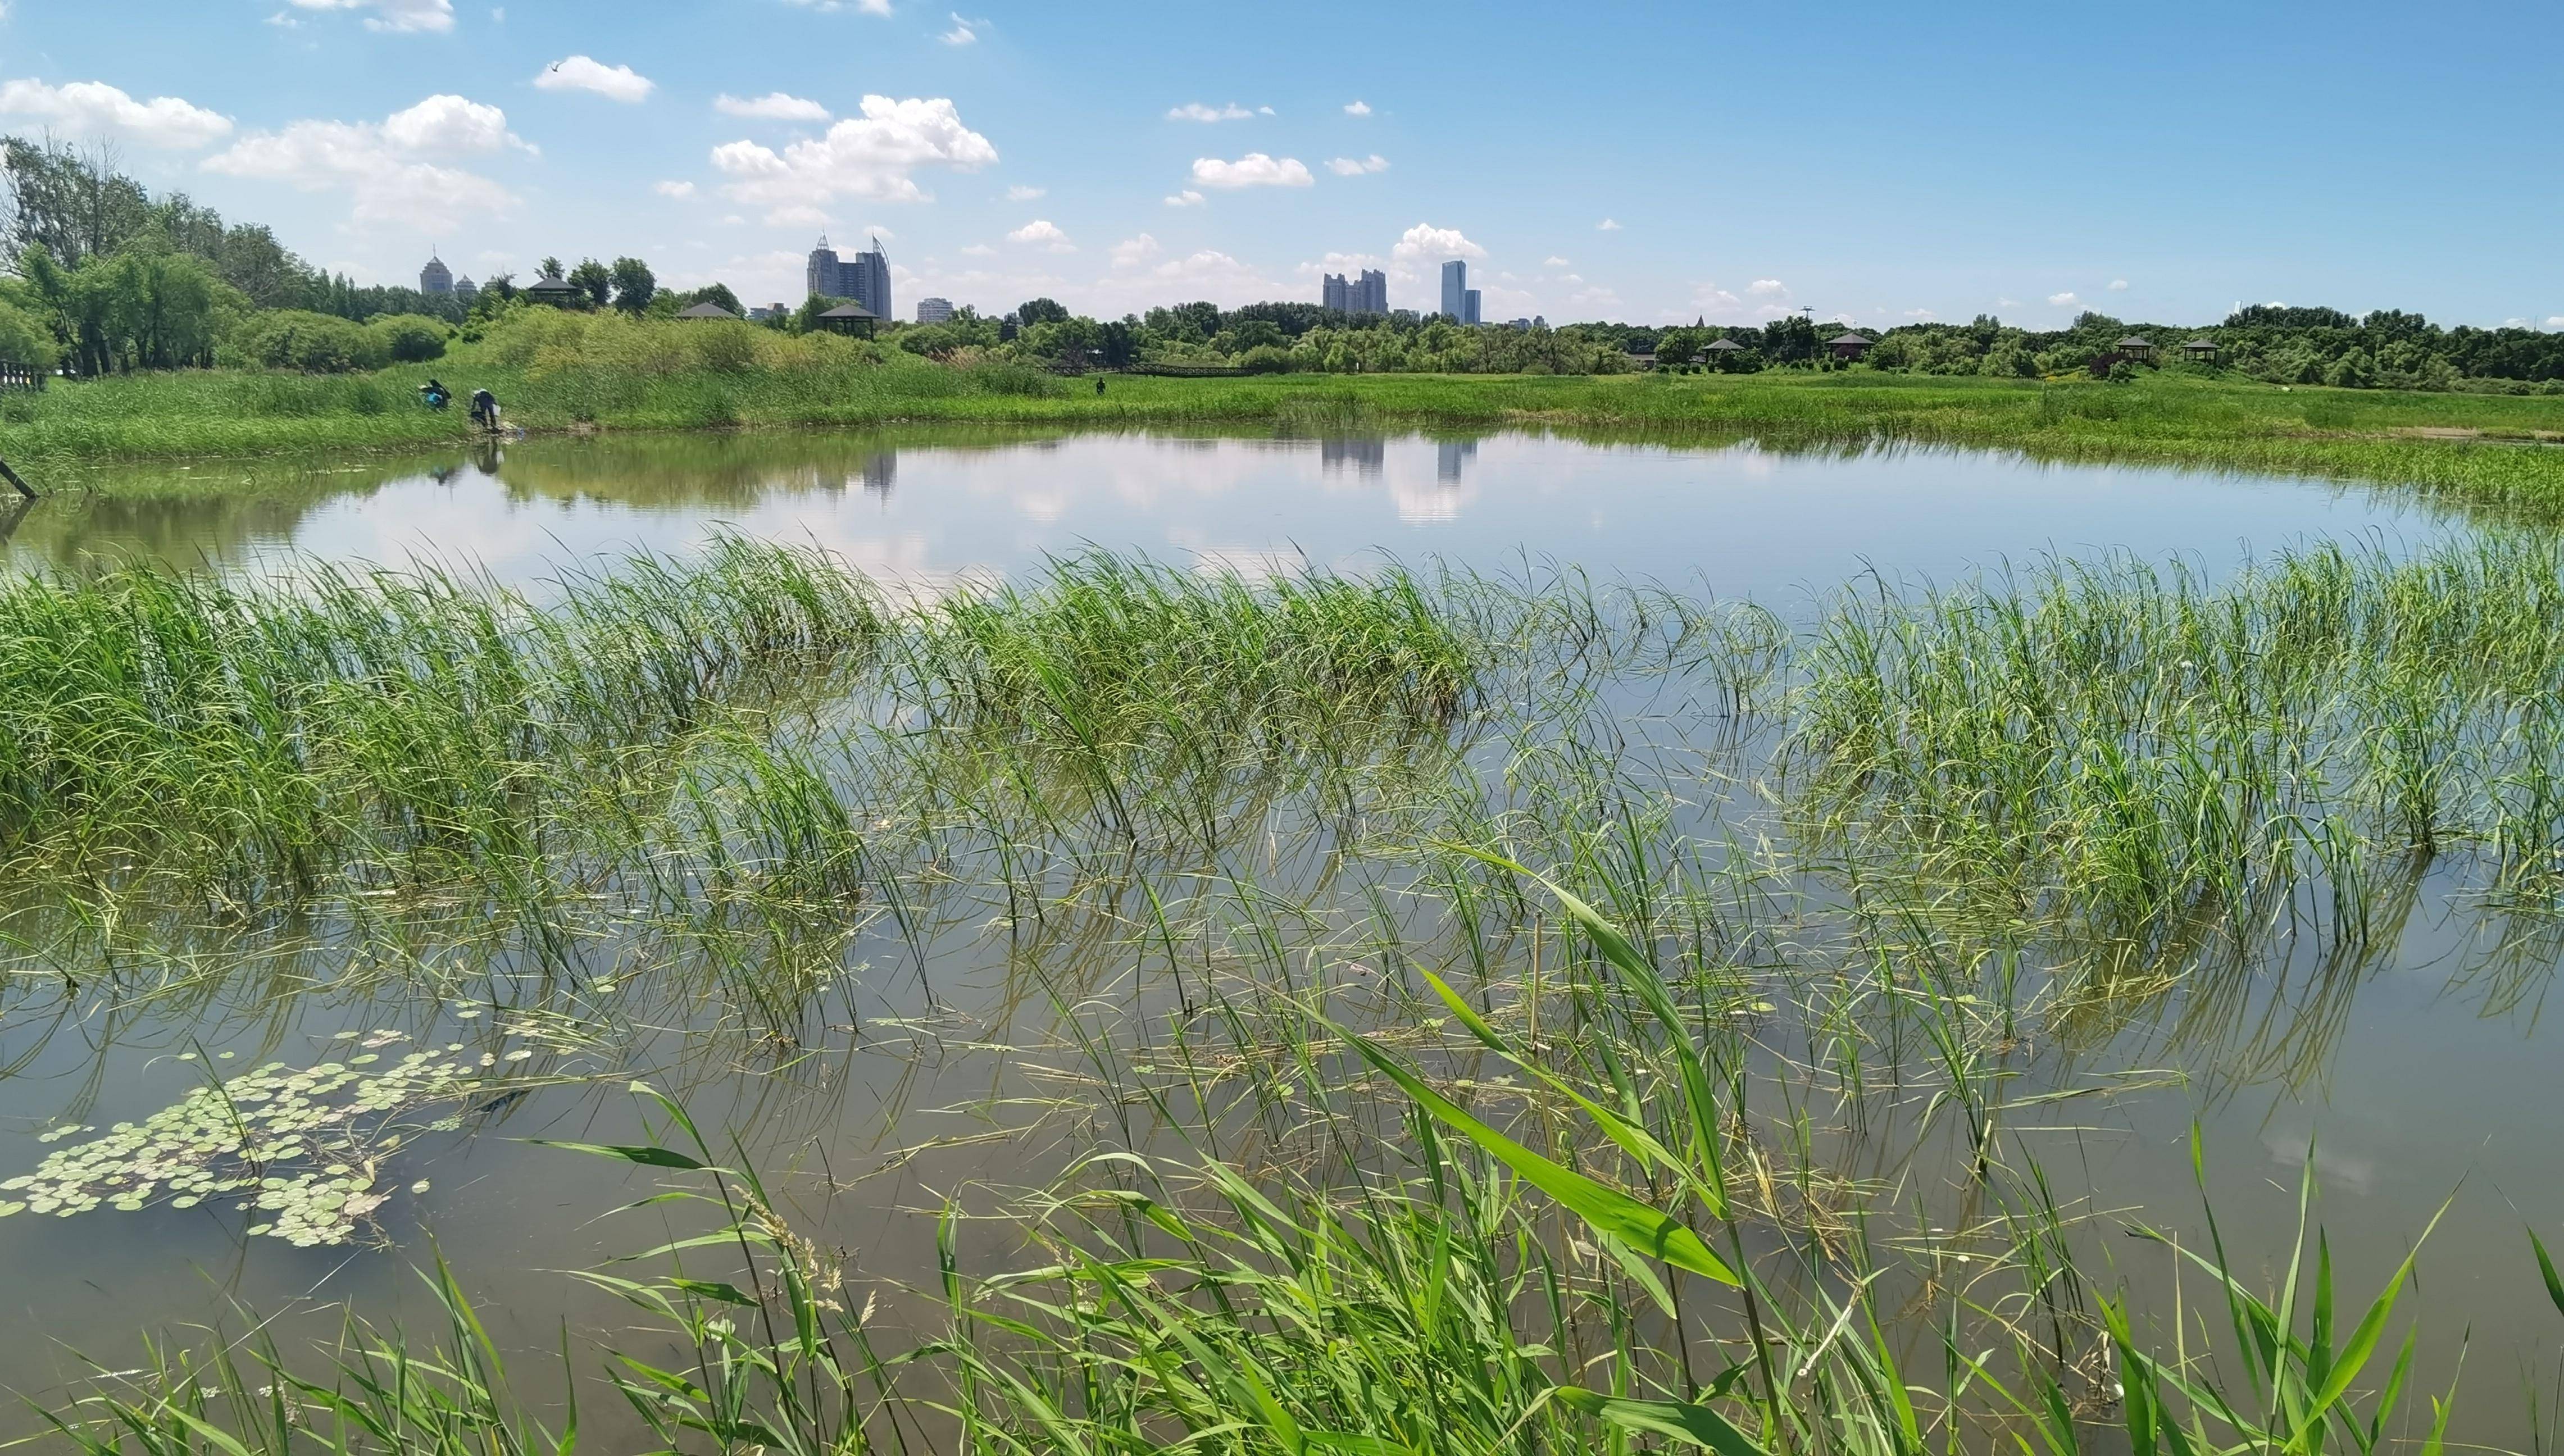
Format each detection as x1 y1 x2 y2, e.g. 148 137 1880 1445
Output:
13 303 2564 522
9 514 2564 1453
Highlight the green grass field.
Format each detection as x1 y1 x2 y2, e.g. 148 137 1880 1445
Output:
12 345 2564 511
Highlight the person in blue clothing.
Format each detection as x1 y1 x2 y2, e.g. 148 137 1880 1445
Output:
419 378 450 410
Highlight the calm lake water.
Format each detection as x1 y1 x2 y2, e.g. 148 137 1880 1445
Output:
13 425 2447 599
0 428 2542 1445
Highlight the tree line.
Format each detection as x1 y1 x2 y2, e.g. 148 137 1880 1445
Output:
6 131 2563 392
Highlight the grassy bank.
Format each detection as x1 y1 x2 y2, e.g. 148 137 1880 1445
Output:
13 331 2564 511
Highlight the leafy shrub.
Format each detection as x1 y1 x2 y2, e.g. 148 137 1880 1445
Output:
369 314 449 363
227 311 388 373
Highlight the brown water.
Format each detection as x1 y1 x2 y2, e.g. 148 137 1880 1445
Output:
0 427 2544 1445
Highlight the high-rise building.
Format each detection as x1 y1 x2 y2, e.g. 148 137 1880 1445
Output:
454 276 479 306
1440 260 1467 321
916 297 954 325
420 254 453 295
806 234 893 320
849 239 890 321
1463 289 1482 326
806 238 840 300
1322 269 1388 315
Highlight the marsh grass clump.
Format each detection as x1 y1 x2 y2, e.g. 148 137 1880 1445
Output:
1789 533 2564 961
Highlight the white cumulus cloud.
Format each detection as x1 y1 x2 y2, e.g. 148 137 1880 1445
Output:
938 11 983 43
1163 188 1204 207
1343 99 1371 116
0 79 233 149
1748 279 1787 297
2107 278 2129 291
1190 153 1312 189
1392 222 1485 262
1110 232 1161 268
712 94 996 214
1543 256 1570 268
1326 153 1389 176
1006 218 1072 251
284 0 454 32
654 179 697 198
203 94 524 228
535 56 654 103
1005 184 1044 201
1596 217 1621 231
717 92 831 121
1167 102 1254 122
2048 291 2080 307
782 0 892 13
379 94 527 153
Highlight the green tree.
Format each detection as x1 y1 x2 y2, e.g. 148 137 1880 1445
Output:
682 282 743 315
0 295 60 371
539 256 565 280
568 258 612 310
1015 296 1070 326
609 256 656 315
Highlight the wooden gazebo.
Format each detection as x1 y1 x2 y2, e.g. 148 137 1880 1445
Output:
1703 338 1745 356
1827 331 1874 361
676 301 741 321
2116 336 2156 362
525 272 584 310
2182 338 2219 361
816 303 880 337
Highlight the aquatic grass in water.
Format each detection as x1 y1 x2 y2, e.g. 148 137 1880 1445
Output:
15 532 2564 1448
30 882 2481 1456
1789 533 2564 958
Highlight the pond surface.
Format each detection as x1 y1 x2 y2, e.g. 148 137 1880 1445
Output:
12 425 2447 599
0 427 2545 1447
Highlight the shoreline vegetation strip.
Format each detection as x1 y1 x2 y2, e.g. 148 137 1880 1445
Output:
12 344 2564 512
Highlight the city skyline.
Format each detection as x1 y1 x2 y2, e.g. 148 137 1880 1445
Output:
4 3 2561 330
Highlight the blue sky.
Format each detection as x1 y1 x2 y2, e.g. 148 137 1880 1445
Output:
3 0 2559 328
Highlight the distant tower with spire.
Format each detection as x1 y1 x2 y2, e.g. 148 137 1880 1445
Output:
804 233 892 319
420 251 453 295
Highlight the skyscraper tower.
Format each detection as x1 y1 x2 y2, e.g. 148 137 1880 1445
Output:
420 253 453 295
1440 260 1467 321
806 235 843 301
851 234 891 321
